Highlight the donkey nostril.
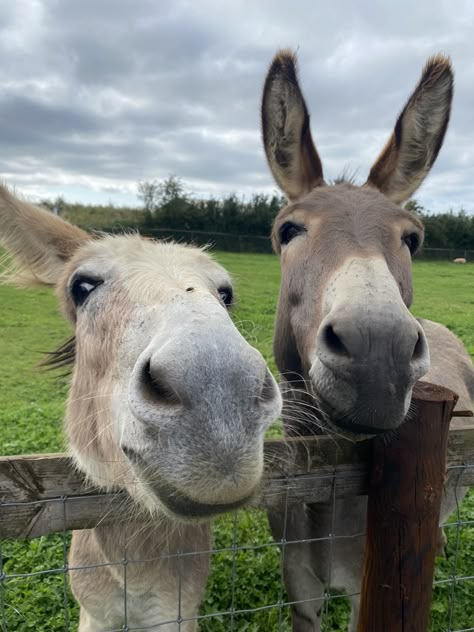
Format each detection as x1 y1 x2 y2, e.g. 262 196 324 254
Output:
259 369 277 404
121 445 139 461
141 360 181 406
412 331 426 361
322 324 349 357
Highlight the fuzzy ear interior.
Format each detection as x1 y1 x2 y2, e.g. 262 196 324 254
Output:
261 49 325 201
0 185 90 286
366 54 453 204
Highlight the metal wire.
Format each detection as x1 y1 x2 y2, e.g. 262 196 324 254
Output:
229 511 238 631
321 456 339 628
61 496 70 632
276 475 290 631
0 463 472 631
0 536 7 632
176 542 183 631
448 465 468 632
122 549 129 631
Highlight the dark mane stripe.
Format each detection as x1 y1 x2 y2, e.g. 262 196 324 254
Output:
40 336 76 370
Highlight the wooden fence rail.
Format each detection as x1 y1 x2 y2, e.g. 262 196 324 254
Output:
1 417 473 539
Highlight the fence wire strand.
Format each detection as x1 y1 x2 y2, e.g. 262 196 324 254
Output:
61 497 70 632
0 536 7 632
276 474 290 630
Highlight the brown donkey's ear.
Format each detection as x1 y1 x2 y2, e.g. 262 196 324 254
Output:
367 55 453 204
0 185 89 286
261 49 325 201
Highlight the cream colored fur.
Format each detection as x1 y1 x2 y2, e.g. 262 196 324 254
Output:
0 186 281 631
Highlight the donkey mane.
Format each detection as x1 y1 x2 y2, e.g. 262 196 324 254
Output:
40 335 76 371
332 168 358 185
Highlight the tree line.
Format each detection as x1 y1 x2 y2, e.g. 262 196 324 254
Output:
41 176 474 253
137 175 285 236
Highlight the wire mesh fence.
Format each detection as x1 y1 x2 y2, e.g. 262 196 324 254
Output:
6 487 362 631
433 462 474 632
109 227 474 261
1 434 473 632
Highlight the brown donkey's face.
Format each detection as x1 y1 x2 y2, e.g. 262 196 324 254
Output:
262 50 453 435
0 193 281 520
272 185 428 434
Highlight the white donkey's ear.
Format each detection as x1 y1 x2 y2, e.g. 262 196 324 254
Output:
367 55 453 204
261 49 325 201
0 185 89 286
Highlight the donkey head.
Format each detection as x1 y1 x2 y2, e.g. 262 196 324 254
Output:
262 50 453 435
0 189 281 518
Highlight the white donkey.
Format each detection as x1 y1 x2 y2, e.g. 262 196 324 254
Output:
0 187 282 631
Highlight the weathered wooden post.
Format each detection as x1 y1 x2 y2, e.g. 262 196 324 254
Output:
357 381 458 632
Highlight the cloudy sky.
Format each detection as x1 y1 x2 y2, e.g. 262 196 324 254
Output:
1 0 473 212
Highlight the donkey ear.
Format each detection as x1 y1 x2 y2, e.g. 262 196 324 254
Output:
261 49 325 201
367 55 453 204
0 185 89 286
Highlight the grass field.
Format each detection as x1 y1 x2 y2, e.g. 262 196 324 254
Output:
0 254 473 631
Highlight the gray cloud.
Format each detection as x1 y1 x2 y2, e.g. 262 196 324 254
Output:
0 0 473 211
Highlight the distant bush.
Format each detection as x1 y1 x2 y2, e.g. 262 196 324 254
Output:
40 180 474 254
40 197 145 231
405 200 474 251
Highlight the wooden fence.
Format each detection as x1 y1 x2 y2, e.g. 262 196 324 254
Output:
1 423 473 540
1 382 473 631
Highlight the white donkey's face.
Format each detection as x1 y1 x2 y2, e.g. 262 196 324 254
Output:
62 236 281 519
0 191 282 520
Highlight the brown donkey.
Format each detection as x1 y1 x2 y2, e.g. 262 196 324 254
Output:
0 188 282 631
262 50 474 631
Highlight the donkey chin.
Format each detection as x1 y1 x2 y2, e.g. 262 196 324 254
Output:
136 475 260 523
121 438 265 522
309 361 427 439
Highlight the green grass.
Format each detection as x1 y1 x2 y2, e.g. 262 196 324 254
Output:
0 256 473 631
412 261 474 358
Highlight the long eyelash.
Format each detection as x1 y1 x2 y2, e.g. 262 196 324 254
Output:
39 336 76 371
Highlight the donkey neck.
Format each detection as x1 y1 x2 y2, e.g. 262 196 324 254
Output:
89 516 211 574
70 518 211 629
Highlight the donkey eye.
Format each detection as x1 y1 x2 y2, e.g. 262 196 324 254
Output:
403 233 419 255
279 222 305 245
71 276 103 307
218 286 233 308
